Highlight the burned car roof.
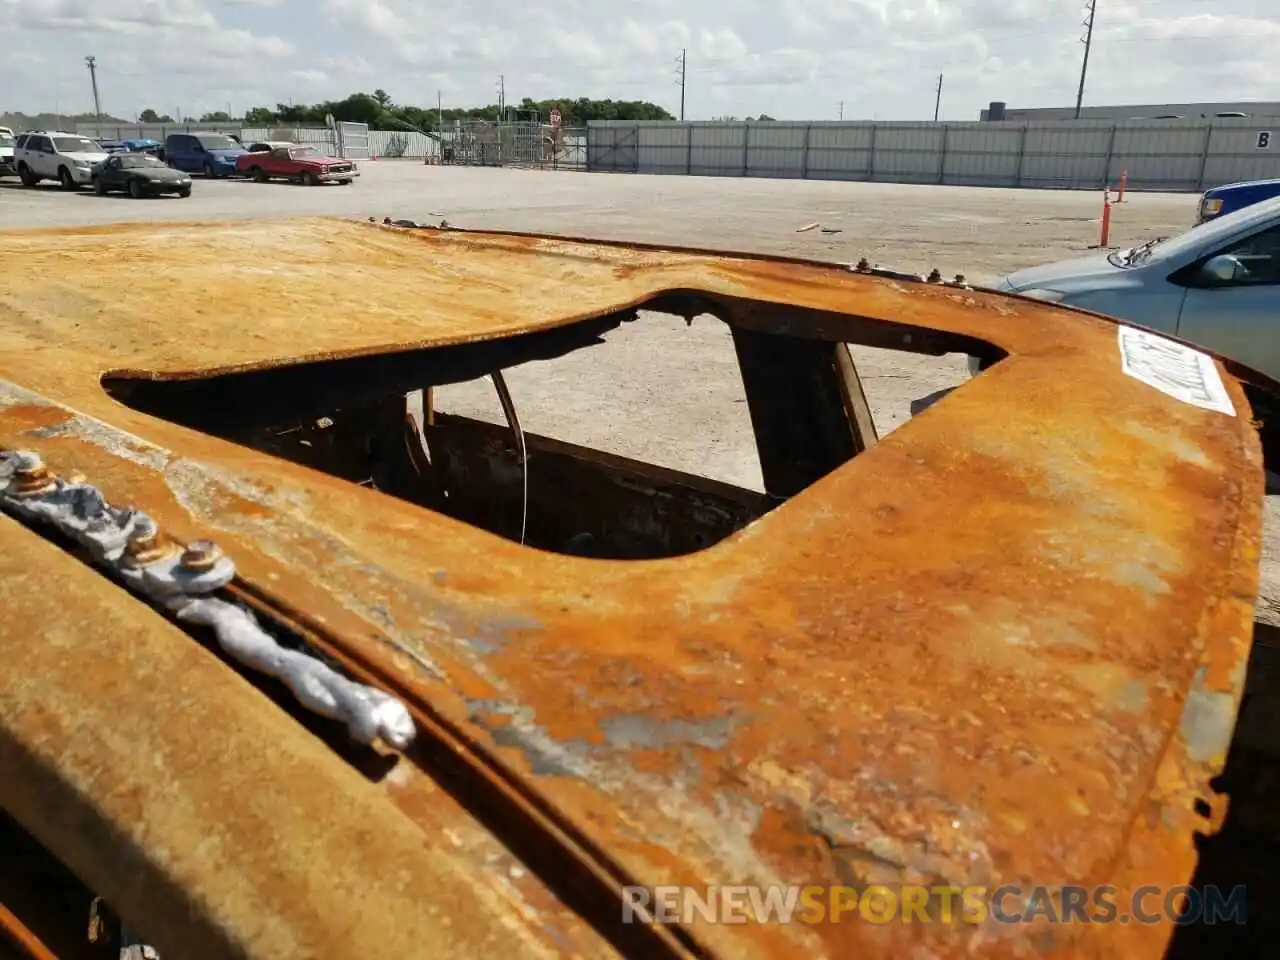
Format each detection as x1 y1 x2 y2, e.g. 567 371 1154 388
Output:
0 217 1267 959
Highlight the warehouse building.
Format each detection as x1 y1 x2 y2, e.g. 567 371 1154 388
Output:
979 100 1280 121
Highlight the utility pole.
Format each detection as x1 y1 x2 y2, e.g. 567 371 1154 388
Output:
1074 0 1098 120
933 73 943 122
497 75 505 119
85 55 101 120
675 48 687 121
437 89 443 133
839 101 844 121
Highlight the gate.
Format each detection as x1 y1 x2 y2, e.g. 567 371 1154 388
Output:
334 121 371 159
587 124 638 172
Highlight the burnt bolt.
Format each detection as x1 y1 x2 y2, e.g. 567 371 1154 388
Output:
954 273 966 285
125 527 172 566
855 257 871 272
180 540 223 573
927 268 943 283
11 452 57 497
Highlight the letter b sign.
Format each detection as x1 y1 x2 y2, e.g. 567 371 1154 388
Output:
1258 131 1272 149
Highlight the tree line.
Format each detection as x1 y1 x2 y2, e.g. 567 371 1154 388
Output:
136 91 674 131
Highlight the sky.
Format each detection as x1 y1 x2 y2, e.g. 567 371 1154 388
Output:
0 0 1276 121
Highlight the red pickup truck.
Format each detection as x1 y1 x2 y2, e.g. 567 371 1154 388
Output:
235 142 358 185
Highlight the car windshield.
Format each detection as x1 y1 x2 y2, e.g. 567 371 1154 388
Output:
119 155 165 168
197 135 239 150
53 137 100 154
1114 195 1280 267
0 134 14 147
291 146 320 158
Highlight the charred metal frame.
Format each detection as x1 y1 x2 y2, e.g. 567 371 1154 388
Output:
1 217 1273 960
103 292 992 556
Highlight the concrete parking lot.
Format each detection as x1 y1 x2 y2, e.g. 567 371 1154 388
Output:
1 162 1275 623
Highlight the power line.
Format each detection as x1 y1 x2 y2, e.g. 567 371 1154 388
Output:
1075 0 1098 119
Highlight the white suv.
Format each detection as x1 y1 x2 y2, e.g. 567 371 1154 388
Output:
0 130 15 177
13 131 109 190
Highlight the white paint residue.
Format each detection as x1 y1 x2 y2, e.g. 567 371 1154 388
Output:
1117 326 1235 416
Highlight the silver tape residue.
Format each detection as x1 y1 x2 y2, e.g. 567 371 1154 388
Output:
0 451 416 750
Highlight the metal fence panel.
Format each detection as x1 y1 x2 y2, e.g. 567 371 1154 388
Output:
637 123 689 174
746 122 806 178
872 123 946 182
943 124 1022 186
805 123 873 180
75 121 246 140
689 123 747 177
335 121 370 159
1201 122 1280 187
1108 121 1205 190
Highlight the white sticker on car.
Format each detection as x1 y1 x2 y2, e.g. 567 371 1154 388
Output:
1118 326 1235 416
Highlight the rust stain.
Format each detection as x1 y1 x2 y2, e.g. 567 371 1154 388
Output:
0 217 1267 959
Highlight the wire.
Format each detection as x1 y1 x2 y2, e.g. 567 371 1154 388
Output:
490 370 528 546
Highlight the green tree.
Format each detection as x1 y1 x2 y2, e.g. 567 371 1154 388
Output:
235 92 675 132
244 107 276 125
199 111 232 123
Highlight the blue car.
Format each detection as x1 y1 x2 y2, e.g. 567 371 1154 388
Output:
163 132 247 177
1196 177 1280 225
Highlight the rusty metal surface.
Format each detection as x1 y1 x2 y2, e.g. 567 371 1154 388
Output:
0 511 621 960
0 217 1267 958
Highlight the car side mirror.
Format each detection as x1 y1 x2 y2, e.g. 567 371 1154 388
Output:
1200 254 1246 285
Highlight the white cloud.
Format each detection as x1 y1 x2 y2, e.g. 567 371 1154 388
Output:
0 0 1275 121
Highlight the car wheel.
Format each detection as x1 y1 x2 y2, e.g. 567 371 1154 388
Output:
338 178 352 185
58 167 79 191
93 177 106 196
303 171 321 186
18 164 38 187
203 160 216 178
178 185 192 198
251 166 267 182
128 179 143 199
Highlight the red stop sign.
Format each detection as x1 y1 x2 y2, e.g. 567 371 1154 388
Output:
550 109 562 126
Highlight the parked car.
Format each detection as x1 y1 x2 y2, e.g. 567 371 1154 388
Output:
0 130 14 177
243 140 294 154
11 131 109 190
235 143 358 185
91 152 192 199
162 132 247 177
1197 178 1280 225
968 194 1280 388
118 138 163 156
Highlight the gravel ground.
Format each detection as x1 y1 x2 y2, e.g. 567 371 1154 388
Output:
2 161 1274 623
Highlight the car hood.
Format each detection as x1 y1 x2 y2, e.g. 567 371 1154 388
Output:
296 154 346 165
1001 250 1127 293
62 151 110 164
1204 177 1280 198
134 166 189 181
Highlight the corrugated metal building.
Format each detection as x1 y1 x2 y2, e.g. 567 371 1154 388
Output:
980 100 1280 121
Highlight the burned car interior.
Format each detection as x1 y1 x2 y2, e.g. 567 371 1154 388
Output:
105 294 901 561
